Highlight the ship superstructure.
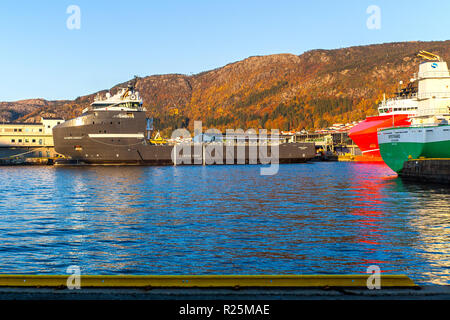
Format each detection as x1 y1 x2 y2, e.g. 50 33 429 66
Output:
88 86 144 113
378 51 450 173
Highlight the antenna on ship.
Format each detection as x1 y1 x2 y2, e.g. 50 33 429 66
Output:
130 75 140 91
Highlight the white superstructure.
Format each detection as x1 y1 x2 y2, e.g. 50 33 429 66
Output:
378 96 418 115
410 52 450 124
82 85 144 114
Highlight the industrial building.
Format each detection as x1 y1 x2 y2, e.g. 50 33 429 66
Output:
0 118 64 164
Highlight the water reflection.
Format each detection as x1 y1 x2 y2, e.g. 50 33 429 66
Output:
390 179 450 284
0 163 448 284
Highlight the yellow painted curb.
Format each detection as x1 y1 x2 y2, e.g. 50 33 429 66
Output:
0 275 417 288
409 158 450 161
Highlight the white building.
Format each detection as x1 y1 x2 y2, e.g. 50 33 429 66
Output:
0 118 64 147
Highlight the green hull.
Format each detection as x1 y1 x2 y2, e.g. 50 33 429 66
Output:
379 142 423 173
422 140 450 158
378 125 450 173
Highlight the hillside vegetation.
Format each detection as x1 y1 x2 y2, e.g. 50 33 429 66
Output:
3 40 450 135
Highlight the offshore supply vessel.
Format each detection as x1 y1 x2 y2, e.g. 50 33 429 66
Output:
378 52 450 173
52 85 315 165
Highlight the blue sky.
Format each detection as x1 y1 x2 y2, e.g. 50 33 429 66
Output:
0 0 449 101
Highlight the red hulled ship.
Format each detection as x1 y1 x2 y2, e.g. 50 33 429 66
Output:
349 83 418 161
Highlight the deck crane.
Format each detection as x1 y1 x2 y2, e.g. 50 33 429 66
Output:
417 50 442 61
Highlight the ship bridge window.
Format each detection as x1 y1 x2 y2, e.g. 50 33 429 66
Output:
93 103 113 109
115 102 140 109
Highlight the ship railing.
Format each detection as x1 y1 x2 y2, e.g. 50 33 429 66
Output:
416 106 450 117
82 107 91 114
376 124 409 131
379 94 418 106
382 94 418 103
417 92 450 100
94 96 106 102
414 71 450 79
377 123 448 132
172 136 288 146
170 141 285 147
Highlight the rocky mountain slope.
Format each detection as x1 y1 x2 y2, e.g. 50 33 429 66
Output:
2 40 450 134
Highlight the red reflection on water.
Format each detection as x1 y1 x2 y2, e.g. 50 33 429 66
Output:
347 163 395 265
348 164 415 275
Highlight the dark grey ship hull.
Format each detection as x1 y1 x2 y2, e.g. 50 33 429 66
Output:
53 110 315 165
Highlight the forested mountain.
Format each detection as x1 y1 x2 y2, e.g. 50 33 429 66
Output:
3 40 450 135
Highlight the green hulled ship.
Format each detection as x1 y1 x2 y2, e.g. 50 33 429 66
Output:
378 51 450 173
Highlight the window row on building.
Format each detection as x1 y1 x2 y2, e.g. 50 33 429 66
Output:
0 127 44 133
9 138 44 145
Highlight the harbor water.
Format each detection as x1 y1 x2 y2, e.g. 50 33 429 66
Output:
0 162 448 285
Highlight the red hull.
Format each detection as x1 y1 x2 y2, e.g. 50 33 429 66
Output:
349 114 413 161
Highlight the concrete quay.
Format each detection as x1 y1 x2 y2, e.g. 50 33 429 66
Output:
401 159 450 184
